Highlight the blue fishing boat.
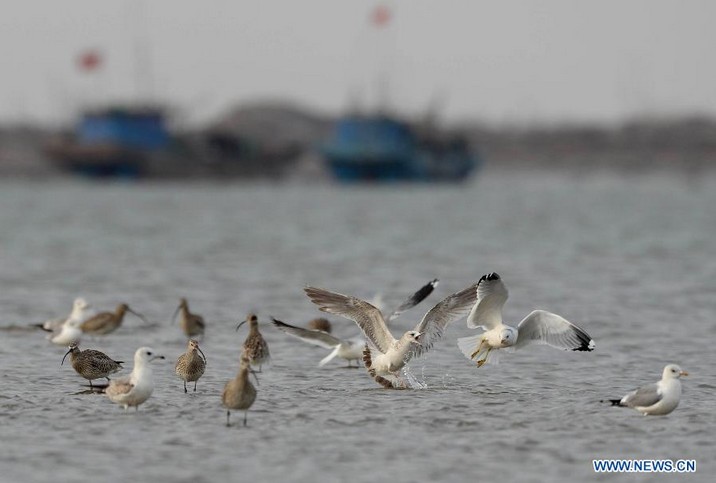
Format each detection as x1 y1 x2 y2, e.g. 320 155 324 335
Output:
46 106 170 179
321 115 479 183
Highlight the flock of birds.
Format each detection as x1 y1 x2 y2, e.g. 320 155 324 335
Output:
36 272 688 425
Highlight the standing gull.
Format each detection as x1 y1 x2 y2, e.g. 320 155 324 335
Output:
172 297 206 339
275 279 439 368
35 297 95 333
81 303 149 336
175 339 207 393
607 364 688 416
236 314 270 372
61 342 123 389
457 273 595 367
304 281 479 388
105 347 165 410
222 352 258 427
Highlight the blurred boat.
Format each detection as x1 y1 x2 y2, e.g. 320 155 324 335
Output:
321 115 480 183
45 106 169 179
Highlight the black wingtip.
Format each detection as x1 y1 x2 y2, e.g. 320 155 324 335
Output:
572 329 596 352
602 399 623 406
479 272 500 283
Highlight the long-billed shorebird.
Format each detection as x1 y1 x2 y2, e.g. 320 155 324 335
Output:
172 298 206 339
236 314 270 372
61 342 123 389
222 352 258 427
35 297 96 333
456 273 595 367
276 279 439 368
105 347 165 411
81 303 148 336
606 364 688 416
304 280 478 388
175 339 207 393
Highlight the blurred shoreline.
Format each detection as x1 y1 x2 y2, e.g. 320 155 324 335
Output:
1 102 715 179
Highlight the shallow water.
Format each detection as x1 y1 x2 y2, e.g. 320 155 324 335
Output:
1 171 715 482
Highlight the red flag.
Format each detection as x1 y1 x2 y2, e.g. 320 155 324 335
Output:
77 50 102 72
371 5 391 28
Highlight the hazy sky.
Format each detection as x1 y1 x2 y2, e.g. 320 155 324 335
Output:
1 0 715 126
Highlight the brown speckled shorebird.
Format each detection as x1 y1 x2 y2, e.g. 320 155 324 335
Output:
61 342 123 389
172 298 206 339
307 317 332 333
80 303 148 335
236 314 270 372
175 339 207 393
221 352 258 427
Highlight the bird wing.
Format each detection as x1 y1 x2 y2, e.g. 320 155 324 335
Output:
386 279 439 322
466 273 508 329
514 310 595 351
80 312 112 332
411 282 480 358
304 287 394 354
620 383 663 408
271 318 343 349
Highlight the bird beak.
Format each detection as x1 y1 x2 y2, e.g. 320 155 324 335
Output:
250 369 260 386
61 348 72 366
150 355 166 362
680 370 689 376
235 320 247 332
414 332 423 343
197 347 207 364
171 304 181 325
128 307 150 324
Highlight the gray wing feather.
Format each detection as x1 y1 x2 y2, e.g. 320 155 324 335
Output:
304 287 395 353
514 310 595 351
271 318 342 349
621 383 663 408
411 282 480 358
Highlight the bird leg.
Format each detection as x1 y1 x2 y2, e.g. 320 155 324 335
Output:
89 380 94 389
470 339 486 360
193 381 197 392
183 381 187 393
226 410 231 427
243 411 248 427
476 348 492 367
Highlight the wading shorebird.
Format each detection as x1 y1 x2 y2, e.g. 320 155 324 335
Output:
105 347 165 411
172 298 206 339
80 303 149 336
175 339 207 393
275 279 439 368
456 273 595 367
222 352 258 427
61 342 123 389
304 280 479 389
35 297 96 333
236 314 270 372
606 364 688 416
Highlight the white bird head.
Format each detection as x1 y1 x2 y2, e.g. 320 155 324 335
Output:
499 327 518 347
663 364 688 380
134 347 165 366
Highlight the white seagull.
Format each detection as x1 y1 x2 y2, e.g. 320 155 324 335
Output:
50 318 84 346
607 364 688 416
105 347 165 410
304 281 479 388
275 280 439 368
36 297 95 335
457 273 595 367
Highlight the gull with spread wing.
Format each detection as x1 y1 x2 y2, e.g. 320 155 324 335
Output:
304 281 479 388
457 272 595 367
275 280 439 368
